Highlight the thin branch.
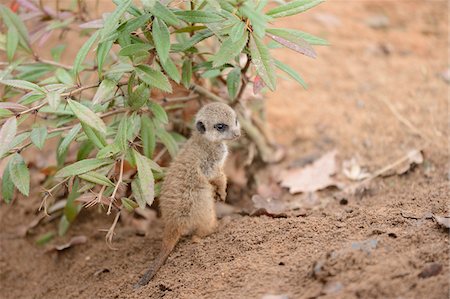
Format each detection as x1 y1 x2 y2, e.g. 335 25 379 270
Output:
35 57 74 70
234 55 252 103
190 83 227 103
105 210 121 250
108 154 125 215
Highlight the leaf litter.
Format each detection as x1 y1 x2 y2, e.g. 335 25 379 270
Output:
280 150 339 194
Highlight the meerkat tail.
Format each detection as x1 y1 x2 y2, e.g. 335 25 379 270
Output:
134 230 181 288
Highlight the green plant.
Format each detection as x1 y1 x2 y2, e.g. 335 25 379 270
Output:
0 0 326 238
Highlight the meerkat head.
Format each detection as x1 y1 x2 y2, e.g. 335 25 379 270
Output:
194 102 241 142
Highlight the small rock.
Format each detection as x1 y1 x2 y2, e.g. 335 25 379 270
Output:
418 263 442 278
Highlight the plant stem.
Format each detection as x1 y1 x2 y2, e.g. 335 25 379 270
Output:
190 84 227 103
109 154 125 215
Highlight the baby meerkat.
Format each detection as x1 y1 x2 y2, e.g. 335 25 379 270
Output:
135 102 240 287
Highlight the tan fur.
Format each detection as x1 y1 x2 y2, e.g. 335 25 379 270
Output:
135 103 240 287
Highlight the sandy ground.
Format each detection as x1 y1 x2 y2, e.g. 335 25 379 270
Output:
0 1 449 299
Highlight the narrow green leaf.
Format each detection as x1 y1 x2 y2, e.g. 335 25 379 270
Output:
36 232 55 245
119 43 153 56
117 13 152 36
101 0 133 41
135 65 172 93
96 143 120 159
73 30 100 76
77 141 95 161
2 165 14 203
266 30 316 58
8 153 30 196
97 40 113 77
275 59 307 89
128 83 150 109
144 1 179 26
267 28 328 46
55 158 113 177
140 115 156 158
227 67 241 100
58 215 70 236
148 101 168 124
81 122 107 149
64 179 81 223
172 29 213 52
55 68 74 85
67 99 107 134
6 26 18 61
132 149 155 208
46 91 61 110
156 128 178 158
0 117 17 158
240 4 270 38
0 4 30 51
51 44 66 61
181 60 192 88
0 79 45 93
174 11 224 23
152 18 170 63
0 108 13 119
230 21 246 43
57 124 81 160
159 56 181 83
79 171 114 187
93 79 117 104
30 126 47 150
249 33 276 91
121 197 138 212
115 116 129 151
212 31 248 67
267 0 325 18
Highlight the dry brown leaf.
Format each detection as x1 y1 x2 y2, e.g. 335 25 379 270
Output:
16 214 46 237
432 215 450 229
280 150 339 194
250 195 307 218
46 235 87 252
396 149 423 175
342 158 370 181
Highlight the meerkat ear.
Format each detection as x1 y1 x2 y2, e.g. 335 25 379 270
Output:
196 121 206 134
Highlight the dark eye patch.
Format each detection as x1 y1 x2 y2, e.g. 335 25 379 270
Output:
214 123 228 132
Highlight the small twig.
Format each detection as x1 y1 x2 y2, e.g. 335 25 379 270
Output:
105 210 121 250
345 142 430 193
35 57 74 70
109 154 125 215
154 148 168 163
238 112 275 163
234 55 252 103
61 83 99 97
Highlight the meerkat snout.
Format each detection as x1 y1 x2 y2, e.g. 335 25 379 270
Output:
195 102 240 142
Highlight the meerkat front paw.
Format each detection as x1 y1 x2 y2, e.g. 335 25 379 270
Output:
215 187 227 201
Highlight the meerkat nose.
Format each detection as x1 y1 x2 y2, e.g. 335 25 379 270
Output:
233 130 241 138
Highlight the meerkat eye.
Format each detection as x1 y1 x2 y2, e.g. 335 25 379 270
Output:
214 123 228 132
